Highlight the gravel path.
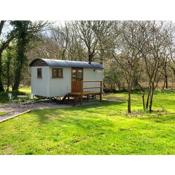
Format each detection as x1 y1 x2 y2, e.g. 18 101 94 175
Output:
0 101 71 122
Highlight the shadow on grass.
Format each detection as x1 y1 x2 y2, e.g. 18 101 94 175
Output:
66 100 126 116
30 100 125 124
72 100 125 110
140 113 175 124
30 109 115 132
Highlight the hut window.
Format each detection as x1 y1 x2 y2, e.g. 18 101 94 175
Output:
37 68 42 79
52 68 63 78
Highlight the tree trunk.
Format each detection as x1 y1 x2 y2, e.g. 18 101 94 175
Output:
148 82 155 112
88 53 93 64
127 84 131 113
12 55 24 93
149 89 154 112
0 53 4 92
6 55 12 92
12 21 30 93
146 88 151 111
0 21 5 35
128 91 131 113
165 74 168 89
12 39 26 93
61 48 66 60
142 93 146 111
164 62 168 89
88 48 95 64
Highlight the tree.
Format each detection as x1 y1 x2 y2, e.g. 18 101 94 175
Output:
162 22 175 89
104 59 126 91
138 21 173 112
11 21 47 92
112 21 142 113
0 21 16 92
1 45 16 92
74 21 100 64
50 24 70 59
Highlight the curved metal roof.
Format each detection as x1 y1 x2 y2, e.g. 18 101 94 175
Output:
29 58 103 69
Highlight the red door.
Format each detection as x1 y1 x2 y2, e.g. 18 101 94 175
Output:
71 68 83 93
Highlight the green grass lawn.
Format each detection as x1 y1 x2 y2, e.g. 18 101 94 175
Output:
18 86 31 95
0 112 6 116
1 91 175 154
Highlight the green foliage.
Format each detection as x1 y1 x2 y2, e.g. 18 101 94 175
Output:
0 92 175 154
1 45 16 91
12 21 34 91
104 62 125 91
0 86 31 103
0 92 9 103
0 21 47 93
